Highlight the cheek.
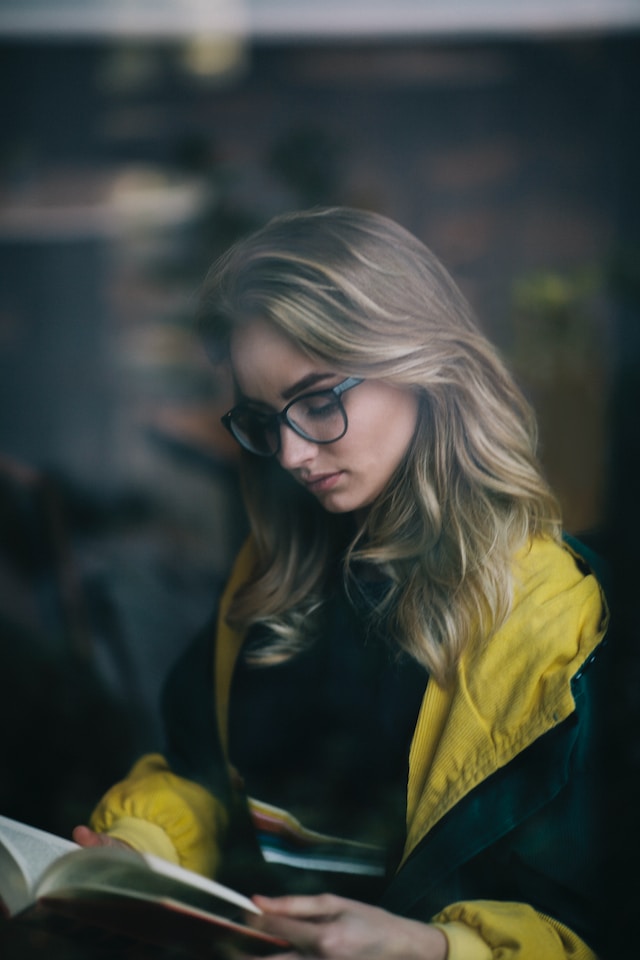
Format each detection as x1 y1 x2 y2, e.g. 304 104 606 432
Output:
377 396 419 463
332 388 418 481
355 403 416 477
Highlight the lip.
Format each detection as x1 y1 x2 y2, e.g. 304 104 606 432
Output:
302 471 344 493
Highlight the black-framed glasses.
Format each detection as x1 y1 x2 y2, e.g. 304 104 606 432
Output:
221 377 364 457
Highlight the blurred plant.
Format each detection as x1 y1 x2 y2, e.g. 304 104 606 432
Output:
510 266 606 383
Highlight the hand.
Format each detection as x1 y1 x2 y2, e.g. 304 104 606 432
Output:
72 825 132 851
247 894 448 960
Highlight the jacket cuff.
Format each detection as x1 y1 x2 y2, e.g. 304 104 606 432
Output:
432 922 492 960
103 817 179 864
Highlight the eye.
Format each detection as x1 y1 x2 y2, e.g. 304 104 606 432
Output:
298 393 340 419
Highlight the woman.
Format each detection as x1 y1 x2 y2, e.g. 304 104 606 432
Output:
75 208 609 959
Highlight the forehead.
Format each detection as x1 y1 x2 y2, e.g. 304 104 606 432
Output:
229 317 324 397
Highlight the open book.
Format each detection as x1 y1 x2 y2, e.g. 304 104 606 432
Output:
0 814 288 957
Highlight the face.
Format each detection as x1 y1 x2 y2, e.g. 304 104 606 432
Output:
229 318 420 515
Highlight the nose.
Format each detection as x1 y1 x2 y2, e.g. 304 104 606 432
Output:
277 425 317 470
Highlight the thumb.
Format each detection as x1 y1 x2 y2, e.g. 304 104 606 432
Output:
72 825 102 846
72 825 129 849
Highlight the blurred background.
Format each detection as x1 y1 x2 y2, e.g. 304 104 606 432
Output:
0 0 638 894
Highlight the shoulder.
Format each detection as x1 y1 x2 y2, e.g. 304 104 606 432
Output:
458 536 609 741
512 534 603 598
509 535 608 656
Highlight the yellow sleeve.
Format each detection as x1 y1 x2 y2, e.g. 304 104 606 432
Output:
431 921 492 960
432 901 599 960
89 753 229 878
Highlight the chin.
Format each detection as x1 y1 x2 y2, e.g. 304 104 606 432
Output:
315 493 356 514
317 491 373 515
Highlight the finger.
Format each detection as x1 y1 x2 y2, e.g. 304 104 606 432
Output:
72 825 102 846
252 893 342 920
249 911 333 955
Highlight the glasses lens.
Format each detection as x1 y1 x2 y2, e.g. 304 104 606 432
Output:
230 408 278 456
287 392 347 443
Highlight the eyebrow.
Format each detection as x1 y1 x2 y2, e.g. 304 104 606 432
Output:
280 372 336 401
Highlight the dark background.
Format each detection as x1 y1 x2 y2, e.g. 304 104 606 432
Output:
0 17 638 951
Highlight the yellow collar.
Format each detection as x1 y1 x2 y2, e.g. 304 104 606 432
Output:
403 537 608 861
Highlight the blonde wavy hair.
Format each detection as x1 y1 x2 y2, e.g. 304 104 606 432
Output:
198 207 561 687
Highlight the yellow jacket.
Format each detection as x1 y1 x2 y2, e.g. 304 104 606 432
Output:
91 535 608 959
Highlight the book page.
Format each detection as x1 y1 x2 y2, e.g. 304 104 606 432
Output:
0 842 30 916
0 815 77 915
140 851 260 914
36 845 258 922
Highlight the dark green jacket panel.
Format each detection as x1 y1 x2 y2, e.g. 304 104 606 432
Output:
380 638 609 955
